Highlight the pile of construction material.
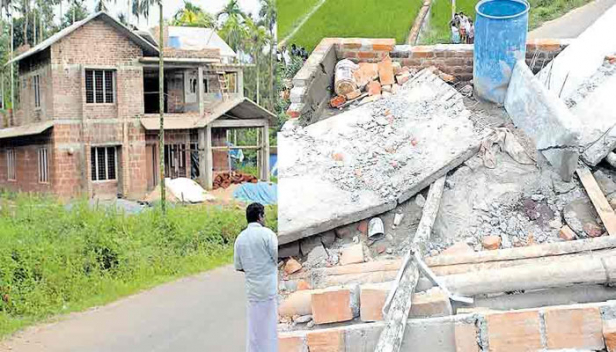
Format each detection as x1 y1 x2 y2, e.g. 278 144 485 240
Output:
212 171 258 189
329 56 456 109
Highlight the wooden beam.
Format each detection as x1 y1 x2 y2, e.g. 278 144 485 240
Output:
577 167 616 236
375 176 446 352
205 125 213 190
210 119 268 128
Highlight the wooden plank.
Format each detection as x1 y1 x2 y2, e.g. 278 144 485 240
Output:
205 125 213 190
210 119 268 128
375 176 446 352
577 167 616 236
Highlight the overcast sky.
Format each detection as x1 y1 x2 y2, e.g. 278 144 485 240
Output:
59 0 263 29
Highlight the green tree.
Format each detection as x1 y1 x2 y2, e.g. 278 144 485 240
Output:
62 0 87 27
133 0 166 213
259 0 276 110
172 1 214 28
245 17 268 105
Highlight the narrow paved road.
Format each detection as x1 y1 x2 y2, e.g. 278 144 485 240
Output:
529 0 616 39
0 265 247 352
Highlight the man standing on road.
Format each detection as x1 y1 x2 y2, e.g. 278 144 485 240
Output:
234 203 279 352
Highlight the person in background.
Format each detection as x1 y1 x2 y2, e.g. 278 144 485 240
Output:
459 12 469 44
234 203 279 352
468 19 475 44
291 43 299 56
283 46 292 66
300 47 309 60
451 20 461 44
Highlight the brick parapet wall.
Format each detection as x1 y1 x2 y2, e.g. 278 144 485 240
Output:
279 301 616 352
287 38 570 119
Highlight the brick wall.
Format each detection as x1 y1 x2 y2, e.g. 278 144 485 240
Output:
287 38 570 120
16 50 53 126
0 133 54 194
279 301 616 352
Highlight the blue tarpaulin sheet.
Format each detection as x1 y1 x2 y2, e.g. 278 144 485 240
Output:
233 182 278 205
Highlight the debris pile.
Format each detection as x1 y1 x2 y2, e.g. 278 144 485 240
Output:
329 56 456 110
212 171 258 189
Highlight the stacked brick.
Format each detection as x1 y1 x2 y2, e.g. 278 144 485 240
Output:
279 302 616 352
287 38 570 120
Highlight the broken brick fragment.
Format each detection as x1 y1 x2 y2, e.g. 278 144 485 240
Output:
583 223 604 237
559 225 576 241
377 56 395 86
604 320 616 352
311 289 353 324
607 55 616 64
396 71 411 85
284 258 303 275
352 62 379 88
332 153 344 162
438 71 456 83
345 89 362 101
440 242 474 256
482 236 501 250
297 280 311 291
340 243 364 265
367 81 382 96
330 95 346 108
357 220 368 235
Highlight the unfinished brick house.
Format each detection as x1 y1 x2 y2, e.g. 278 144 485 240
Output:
0 12 274 199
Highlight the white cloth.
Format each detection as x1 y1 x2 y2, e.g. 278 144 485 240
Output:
247 298 278 352
234 223 278 302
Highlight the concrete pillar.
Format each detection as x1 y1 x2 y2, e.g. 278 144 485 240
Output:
198 66 204 116
198 126 213 189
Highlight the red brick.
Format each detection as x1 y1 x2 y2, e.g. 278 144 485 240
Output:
482 236 501 250
604 320 616 352
371 39 396 52
284 258 303 275
279 335 304 352
311 289 353 324
339 244 364 266
341 39 362 50
533 38 562 52
486 310 542 352
357 51 379 59
330 95 347 108
367 81 382 96
297 280 311 291
360 285 388 321
559 225 576 241
411 46 435 58
440 242 474 256
340 50 358 59
377 56 395 86
455 322 479 352
544 306 604 350
306 329 344 352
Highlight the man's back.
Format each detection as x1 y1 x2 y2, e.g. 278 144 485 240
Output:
234 223 278 302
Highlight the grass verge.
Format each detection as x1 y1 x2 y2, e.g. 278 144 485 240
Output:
288 0 424 51
420 0 594 44
0 193 277 338
277 0 322 41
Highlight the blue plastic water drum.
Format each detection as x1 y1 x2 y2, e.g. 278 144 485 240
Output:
473 0 530 105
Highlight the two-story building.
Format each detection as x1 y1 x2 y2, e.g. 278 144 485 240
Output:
0 12 274 199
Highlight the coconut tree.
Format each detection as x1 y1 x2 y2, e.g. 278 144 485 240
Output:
1 0 14 110
173 1 214 28
259 0 275 110
133 0 166 212
245 18 267 105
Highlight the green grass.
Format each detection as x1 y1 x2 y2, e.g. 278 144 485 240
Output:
0 193 277 338
277 0 322 41
288 0 424 51
420 0 593 44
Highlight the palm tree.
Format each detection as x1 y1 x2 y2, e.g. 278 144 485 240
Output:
1 0 14 111
173 1 214 28
245 18 267 105
95 0 117 12
133 0 166 213
216 0 244 22
259 0 276 110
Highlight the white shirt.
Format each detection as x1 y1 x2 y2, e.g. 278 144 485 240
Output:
234 222 278 302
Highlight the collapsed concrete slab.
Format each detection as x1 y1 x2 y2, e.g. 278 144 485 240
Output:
536 4 616 100
278 70 486 245
504 60 581 181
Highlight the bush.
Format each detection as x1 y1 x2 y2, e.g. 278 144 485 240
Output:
0 193 277 337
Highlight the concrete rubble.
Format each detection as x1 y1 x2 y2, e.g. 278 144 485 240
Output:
277 8 616 352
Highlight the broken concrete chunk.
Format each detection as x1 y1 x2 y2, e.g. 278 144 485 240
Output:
306 244 328 267
505 60 581 181
377 56 395 86
284 258 303 275
593 170 616 196
415 194 426 208
340 244 364 266
564 198 602 237
558 225 577 241
392 61 402 75
552 175 576 194
300 236 324 255
320 231 336 248
367 81 382 96
293 315 313 324
583 222 604 238
482 236 501 250
279 241 301 258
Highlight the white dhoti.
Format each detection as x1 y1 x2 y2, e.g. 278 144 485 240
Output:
247 298 278 352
